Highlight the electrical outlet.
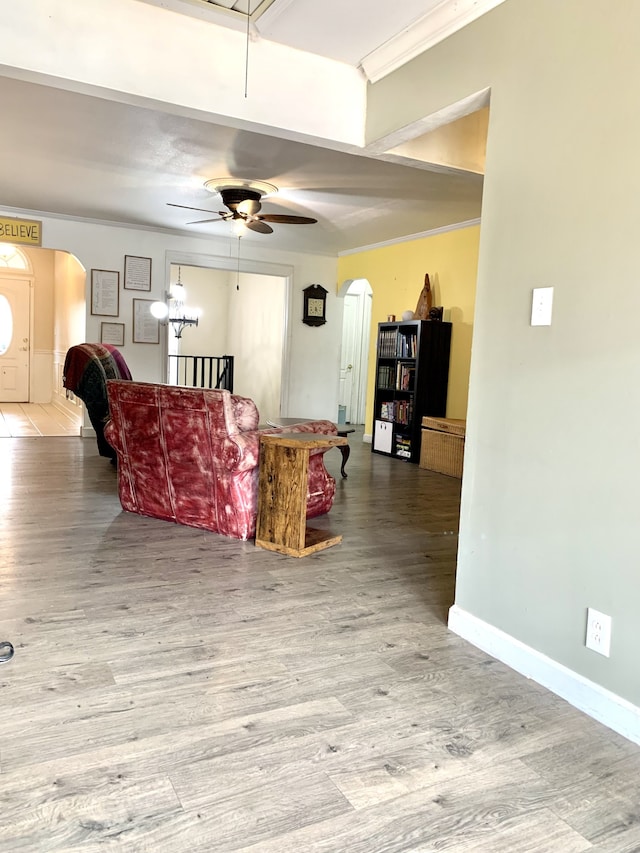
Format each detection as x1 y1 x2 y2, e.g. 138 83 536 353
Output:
585 608 612 657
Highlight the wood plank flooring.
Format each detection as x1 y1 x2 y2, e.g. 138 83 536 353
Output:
0 433 638 851
0 403 81 437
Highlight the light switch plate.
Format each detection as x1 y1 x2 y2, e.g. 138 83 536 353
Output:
531 286 554 326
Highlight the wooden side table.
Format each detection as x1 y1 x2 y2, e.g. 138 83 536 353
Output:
255 432 347 558
266 417 355 478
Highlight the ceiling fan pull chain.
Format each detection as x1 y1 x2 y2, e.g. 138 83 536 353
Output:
236 235 242 290
244 0 251 99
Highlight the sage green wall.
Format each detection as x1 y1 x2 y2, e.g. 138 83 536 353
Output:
368 0 640 705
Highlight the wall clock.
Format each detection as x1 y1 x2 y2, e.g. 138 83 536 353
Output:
302 284 328 326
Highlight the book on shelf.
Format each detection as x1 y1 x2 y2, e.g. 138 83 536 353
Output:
397 332 417 358
377 364 394 388
396 362 415 391
379 328 397 358
378 399 414 424
395 436 412 458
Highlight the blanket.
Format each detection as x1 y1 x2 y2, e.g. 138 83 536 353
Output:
63 343 132 458
63 343 131 400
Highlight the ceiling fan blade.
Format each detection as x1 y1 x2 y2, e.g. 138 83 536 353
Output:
186 217 226 224
258 214 318 225
167 203 220 214
246 220 273 234
237 198 261 216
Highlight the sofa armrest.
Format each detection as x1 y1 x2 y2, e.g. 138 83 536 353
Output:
262 420 337 453
262 419 337 438
103 418 119 451
214 420 338 473
216 432 260 473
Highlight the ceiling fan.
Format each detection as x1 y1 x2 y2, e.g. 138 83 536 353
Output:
168 184 317 235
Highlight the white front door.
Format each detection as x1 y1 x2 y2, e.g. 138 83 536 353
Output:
0 277 30 402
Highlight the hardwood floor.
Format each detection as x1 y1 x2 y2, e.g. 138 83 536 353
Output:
0 403 81 437
0 433 638 851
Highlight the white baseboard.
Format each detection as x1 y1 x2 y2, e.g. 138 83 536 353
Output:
81 426 96 439
51 399 82 431
448 604 640 746
363 433 372 444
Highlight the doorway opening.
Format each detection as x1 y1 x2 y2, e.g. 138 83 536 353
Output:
162 252 291 424
338 278 372 425
0 243 85 435
0 245 32 403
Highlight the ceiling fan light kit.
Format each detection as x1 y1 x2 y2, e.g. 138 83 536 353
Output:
204 178 278 197
168 177 317 235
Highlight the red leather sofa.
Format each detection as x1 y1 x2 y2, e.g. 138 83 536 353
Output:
104 380 338 540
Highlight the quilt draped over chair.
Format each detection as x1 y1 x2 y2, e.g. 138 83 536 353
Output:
63 343 132 459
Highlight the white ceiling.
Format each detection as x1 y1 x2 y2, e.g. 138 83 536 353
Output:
145 0 504 79
0 1 495 254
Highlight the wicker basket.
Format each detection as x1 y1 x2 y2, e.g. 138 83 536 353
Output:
420 418 465 477
421 416 466 436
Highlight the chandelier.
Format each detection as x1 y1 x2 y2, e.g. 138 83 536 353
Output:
150 266 200 338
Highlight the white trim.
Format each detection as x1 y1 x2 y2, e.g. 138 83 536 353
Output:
365 90 491 156
256 0 295 29
135 0 277 32
0 204 340 259
448 605 640 747
81 425 96 439
338 218 481 256
164 250 294 414
165 250 294 280
362 433 372 444
51 398 83 433
361 0 507 83
0 203 231 242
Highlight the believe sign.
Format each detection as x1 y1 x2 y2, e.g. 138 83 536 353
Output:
0 217 42 246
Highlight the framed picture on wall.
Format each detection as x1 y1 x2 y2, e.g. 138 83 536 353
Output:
100 322 125 347
91 269 119 316
124 255 152 291
132 298 160 344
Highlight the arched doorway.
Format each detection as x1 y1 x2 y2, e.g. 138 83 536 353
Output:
338 278 372 425
0 243 85 436
0 244 32 402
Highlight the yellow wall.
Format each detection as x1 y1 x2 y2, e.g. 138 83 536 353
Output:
337 224 480 429
389 107 488 174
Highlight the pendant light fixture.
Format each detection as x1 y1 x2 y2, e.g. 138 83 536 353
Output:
150 266 201 338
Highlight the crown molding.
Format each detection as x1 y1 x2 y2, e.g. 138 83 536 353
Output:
255 0 296 30
338 218 481 256
361 0 506 83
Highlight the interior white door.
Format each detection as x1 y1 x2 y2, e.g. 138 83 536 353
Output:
0 277 30 402
351 291 372 424
339 294 359 421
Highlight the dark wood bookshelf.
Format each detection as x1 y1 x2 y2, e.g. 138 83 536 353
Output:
372 319 451 463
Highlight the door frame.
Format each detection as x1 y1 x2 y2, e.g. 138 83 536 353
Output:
338 278 372 425
163 250 294 414
0 269 34 402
